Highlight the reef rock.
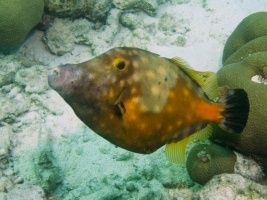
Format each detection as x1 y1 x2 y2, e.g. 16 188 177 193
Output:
113 0 159 16
6 184 46 200
44 0 112 22
193 174 267 200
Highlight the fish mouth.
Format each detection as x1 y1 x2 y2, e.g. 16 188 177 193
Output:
48 64 84 96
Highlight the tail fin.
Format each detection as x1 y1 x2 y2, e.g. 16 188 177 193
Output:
219 89 249 133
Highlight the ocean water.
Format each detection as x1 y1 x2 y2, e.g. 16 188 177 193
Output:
0 0 267 199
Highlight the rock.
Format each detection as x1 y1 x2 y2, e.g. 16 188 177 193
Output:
0 177 13 192
0 85 30 123
0 56 21 87
87 187 121 199
44 0 112 22
14 65 50 93
113 151 134 161
170 0 190 4
0 0 44 47
0 192 6 200
42 18 75 56
137 188 154 200
193 174 267 200
158 13 188 34
32 144 63 194
236 153 264 183
119 13 143 30
113 0 159 16
6 184 46 200
0 126 12 160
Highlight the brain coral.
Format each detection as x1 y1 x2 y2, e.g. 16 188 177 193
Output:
186 12 267 185
186 143 236 185
0 0 44 47
222 12 267 64
213 12 267 169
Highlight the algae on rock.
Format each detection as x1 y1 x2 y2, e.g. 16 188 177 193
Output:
44 0 112 22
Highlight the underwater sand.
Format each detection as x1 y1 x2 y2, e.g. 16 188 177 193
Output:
1 0 267 199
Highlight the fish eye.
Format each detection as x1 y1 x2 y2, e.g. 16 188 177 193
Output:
116 61 125 70
113 58 127 71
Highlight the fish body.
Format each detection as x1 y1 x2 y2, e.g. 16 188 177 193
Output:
48 47 249 154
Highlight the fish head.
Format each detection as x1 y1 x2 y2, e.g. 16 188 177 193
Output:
48 47 140 107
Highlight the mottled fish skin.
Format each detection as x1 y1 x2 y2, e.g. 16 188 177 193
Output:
48 47 223 154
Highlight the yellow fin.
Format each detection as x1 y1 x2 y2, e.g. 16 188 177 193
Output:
165 125 213 164
171 57 219 100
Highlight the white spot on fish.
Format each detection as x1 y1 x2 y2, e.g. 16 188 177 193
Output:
133 73 140 81
127 78 134 85
119 80 125 87
151 86 160 96
131 87 138 94
146 71 156 79
132 60 139 69
111 76 117 84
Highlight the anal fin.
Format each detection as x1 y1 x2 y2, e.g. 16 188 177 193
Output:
165 125 213 164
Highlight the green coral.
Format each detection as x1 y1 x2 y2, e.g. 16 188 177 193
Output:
222 12 267 63
0 0 44 48
186 12 267 185
186 143 236 185
214 12 267 164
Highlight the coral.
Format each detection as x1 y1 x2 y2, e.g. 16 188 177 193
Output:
213 12 267 166
222 12 267 64
186 143 236 185
0 0 44 47
186 12 267 185
44 0 112 22
186 141 264 185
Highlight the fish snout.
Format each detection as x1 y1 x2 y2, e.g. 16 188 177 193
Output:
48 64 84 93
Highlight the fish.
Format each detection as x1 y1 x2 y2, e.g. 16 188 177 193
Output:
48 47 249 159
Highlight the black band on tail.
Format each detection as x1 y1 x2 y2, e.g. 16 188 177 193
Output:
219 89 249 133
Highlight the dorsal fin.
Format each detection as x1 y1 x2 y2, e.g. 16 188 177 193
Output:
171 57 219 100
165 125 213 164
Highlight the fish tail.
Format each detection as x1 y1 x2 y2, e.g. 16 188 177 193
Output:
219 89 249 133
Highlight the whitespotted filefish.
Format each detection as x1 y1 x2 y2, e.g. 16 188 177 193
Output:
48 47 249 161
